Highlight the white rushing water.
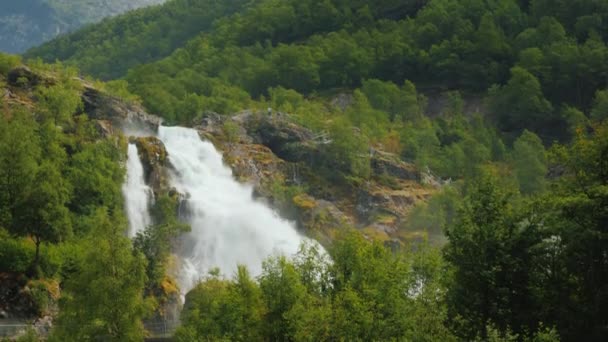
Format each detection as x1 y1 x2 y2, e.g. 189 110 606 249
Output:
123 144 153 237
158 126 306 293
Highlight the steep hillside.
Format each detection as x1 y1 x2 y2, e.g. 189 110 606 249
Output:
28 0 608 142
25 0 250 79
0 0 165 53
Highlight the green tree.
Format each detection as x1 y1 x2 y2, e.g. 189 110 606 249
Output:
68 140 124 220
176 266 265 341
590 89 608 122
19 161 72 273
444 175 539 339
259 256 307 340
0 111 40 229
513 130 547 194
488 66 553 135
538 123 608 339
50 209 148 341
0 52 21 74
36 84 82 126
325 117 371 181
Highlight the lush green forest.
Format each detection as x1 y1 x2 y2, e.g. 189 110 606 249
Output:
1 0 607 340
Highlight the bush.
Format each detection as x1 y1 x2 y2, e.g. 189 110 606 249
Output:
0 236 63 277
0 238 35 273
0 53 21 75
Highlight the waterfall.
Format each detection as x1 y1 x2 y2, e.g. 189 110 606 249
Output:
123 144 153 237
158 126 307 293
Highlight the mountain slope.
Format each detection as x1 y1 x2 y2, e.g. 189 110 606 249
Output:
0 0 165 54
26 0 428 80
25 0 250 79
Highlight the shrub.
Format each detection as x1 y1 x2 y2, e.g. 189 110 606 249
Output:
0 238 35 274
0 53 21 75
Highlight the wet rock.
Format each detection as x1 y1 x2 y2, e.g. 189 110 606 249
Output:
133 136 168 194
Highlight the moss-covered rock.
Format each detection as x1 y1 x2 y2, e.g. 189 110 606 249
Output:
133 136 168 195
371 150 420 181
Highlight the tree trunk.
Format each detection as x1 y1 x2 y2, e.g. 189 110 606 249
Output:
33 235 41 277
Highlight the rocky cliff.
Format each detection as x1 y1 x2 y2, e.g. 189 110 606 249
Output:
194 111 437 247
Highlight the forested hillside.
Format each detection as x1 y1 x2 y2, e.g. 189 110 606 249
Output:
0 0 165 53
2 0 608 340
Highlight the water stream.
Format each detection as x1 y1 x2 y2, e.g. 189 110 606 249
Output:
123 143 153 237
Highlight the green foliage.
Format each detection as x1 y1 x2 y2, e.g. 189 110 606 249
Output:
26 0 250 79
50 209 148 341
22 0 607 143
178 233 455 341
480 324 560 342
0 236 35 274
591 89 608 121
68 139 124 220
443 174 540 339
0 110 40 230
35 83 83 126
4 2 608 341
512 130 547 194
403 185 460 239
532 122 608 340
489 66 553 135
269 86 304 113
175 266 265 342
0 53 21 75
325 117 371 181
222 120 240 143
134 194 189 294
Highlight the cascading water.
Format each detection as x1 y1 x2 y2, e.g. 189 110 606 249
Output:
158 126 307 293
123 144 153 237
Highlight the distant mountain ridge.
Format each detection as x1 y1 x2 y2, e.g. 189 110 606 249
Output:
0 0 165 53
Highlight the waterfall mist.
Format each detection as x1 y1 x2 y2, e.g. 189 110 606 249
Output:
123 143 153 237
158 126 307 293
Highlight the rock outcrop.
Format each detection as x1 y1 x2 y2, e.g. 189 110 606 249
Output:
195 111 435 246
6 66 43 89
81 85 161 134
132 136 169 196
